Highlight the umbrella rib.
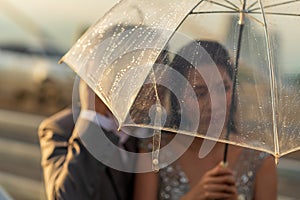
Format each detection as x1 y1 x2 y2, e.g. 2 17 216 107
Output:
246 13 265 26
249 0 300 12
190 10 239 15
204 0 240 11
249 11 300 17
247 1 258 10
192 10 300 17
257 0 280 161
221 0 240 10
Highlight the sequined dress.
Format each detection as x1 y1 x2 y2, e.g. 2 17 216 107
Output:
158 148 268 200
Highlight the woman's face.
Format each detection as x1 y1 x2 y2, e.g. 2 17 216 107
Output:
184 65 233 134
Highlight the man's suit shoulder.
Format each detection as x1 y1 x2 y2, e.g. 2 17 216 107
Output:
38 108 75 138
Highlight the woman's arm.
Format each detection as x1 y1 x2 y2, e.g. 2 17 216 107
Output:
254 156 277 200
134 171 159 200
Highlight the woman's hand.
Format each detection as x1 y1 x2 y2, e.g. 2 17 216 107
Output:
181 163 238 200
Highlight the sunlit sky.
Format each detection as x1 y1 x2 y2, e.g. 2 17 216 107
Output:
0 0 118 51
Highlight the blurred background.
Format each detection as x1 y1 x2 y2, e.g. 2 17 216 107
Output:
0 0 118 199
0 0 299 199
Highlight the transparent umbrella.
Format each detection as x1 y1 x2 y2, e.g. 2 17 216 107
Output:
60 0 300 167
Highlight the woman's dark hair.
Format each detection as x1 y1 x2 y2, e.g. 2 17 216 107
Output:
171 40 233 79
169 40 237 133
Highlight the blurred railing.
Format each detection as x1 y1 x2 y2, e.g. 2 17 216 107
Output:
0 109 46 200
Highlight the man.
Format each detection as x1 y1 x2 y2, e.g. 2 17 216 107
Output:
38 79 138 200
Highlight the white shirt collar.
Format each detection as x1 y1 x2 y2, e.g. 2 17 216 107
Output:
79 109 129 144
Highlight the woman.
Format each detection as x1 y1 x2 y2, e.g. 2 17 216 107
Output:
133 40 277 200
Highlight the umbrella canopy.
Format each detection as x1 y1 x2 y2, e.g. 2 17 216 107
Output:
61 0 300 164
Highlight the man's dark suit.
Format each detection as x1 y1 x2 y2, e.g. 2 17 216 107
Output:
38 108 138 200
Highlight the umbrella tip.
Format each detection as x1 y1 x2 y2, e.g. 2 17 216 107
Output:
58 56 65 64
275 153 280 165
152 158 160 173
